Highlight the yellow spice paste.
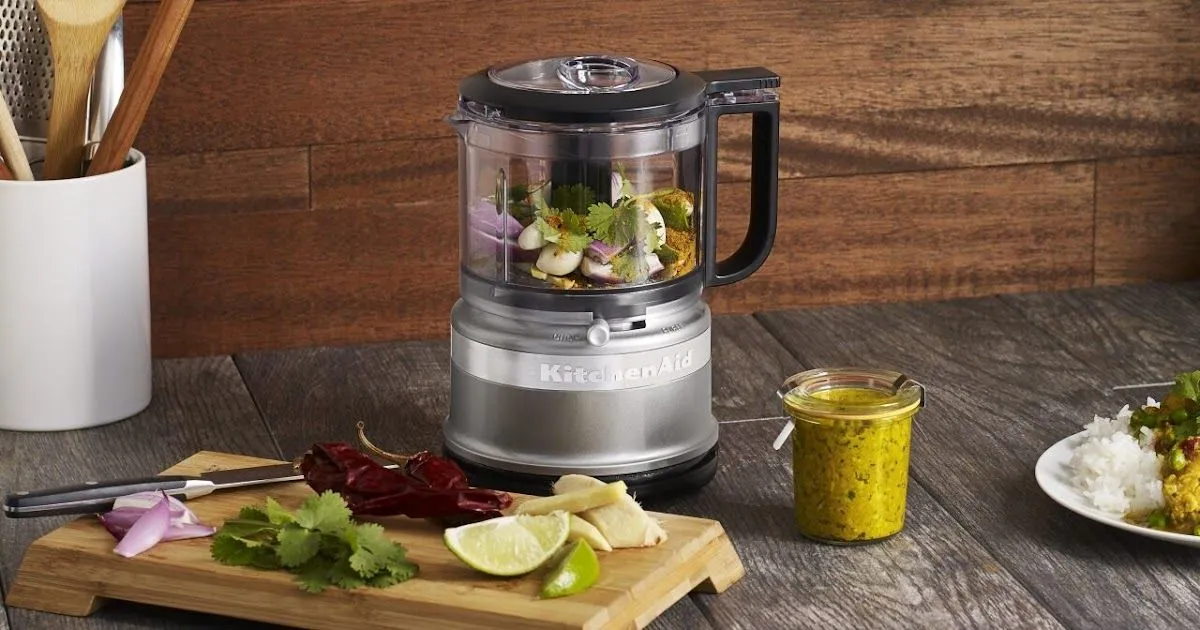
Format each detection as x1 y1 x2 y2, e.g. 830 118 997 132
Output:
786 386 917 544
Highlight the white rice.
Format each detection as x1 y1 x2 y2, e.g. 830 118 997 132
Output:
1067 398 1164 515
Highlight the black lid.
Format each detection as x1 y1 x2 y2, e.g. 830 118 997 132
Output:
459 54 709 125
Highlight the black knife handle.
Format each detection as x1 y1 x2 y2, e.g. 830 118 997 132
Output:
3 475 201 518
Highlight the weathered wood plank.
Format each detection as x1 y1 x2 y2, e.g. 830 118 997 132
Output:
708 162 1094 312
147 205 458 357
719 97 1200 180
310 138 455 212
0 358 282 629
756 287 1200 628
707 1 1198 113
147 147 311 216
150 160 1094 357
236 315 1061 629
708 315 799 421
112 0 1198 357
1095 154 1200 286
125 0 1200 175
234 338 454 454
660 419 1063 630
658 316 1063 629
1001 282 1200 385
124 0 706 154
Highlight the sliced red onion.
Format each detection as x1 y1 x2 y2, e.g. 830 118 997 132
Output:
467 200 523 238
113 492 172 558
98 507 151 537
101 491 215 555
112 491 200 523
581 253 664 284
467 228 539 263
585 240 626 264
100 508 215 541
581 258 619 283
161 523 218 542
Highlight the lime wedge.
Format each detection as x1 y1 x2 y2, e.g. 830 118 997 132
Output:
444 512 570 577
539 539 600 599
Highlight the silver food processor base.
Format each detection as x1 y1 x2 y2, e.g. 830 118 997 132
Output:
443 440 719 500
443 291 721 499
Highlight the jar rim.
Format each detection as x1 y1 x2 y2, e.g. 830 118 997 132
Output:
780 367 924 423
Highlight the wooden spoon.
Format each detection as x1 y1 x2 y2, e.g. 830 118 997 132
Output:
0 94 34 181
36 0 126 180
88 0 194 177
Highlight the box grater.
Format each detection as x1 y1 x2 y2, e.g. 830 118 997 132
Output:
0 0 122 161
0 0 53 140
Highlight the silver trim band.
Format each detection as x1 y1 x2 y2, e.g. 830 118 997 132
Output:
452 328 710 392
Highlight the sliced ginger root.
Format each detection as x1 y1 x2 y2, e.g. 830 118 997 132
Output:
553 474 667 548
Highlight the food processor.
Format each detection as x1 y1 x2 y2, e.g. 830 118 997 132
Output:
444 54 780 497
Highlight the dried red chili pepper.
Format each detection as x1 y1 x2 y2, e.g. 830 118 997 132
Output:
351 422 472 492
404 451 469 491
299 442 510 521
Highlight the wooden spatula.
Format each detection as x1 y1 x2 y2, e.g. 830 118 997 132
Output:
88 0 194 177
0 94 34 181
36 0 126 180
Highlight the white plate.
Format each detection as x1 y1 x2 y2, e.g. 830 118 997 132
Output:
1035 431 1200 548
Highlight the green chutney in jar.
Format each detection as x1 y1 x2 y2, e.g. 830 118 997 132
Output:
781 368 924 544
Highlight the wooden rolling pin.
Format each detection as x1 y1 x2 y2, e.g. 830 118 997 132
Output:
88 0 195 176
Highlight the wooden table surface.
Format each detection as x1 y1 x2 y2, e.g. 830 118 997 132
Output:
2 282 1198 630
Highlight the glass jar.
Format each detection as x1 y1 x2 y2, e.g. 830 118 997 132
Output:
449 54 780 303
778 368 925 544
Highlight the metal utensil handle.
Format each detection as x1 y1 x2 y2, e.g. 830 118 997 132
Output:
697 68 781 287
3 475 214 518
86 15 124 157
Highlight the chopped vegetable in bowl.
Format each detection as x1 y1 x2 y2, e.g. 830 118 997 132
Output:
466 166 699 290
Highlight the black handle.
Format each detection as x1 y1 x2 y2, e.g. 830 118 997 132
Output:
696 68 781 287
3 475 196 518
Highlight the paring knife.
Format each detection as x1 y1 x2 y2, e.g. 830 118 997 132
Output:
2 461 398 518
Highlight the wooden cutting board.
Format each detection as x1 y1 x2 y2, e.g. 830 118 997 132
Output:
6 451 744 629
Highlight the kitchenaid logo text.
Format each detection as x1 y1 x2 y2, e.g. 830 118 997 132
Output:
539 351 694 384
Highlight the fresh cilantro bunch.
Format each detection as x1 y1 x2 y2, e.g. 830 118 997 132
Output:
589 199 658 247
586 201 633 247
210 491 418 593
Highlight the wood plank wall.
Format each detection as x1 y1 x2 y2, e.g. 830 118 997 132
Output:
123 0 1200 357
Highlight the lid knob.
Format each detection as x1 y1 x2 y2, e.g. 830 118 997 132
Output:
556 55 640 92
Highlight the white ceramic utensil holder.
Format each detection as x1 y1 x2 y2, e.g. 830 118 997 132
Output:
0 148 152 431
